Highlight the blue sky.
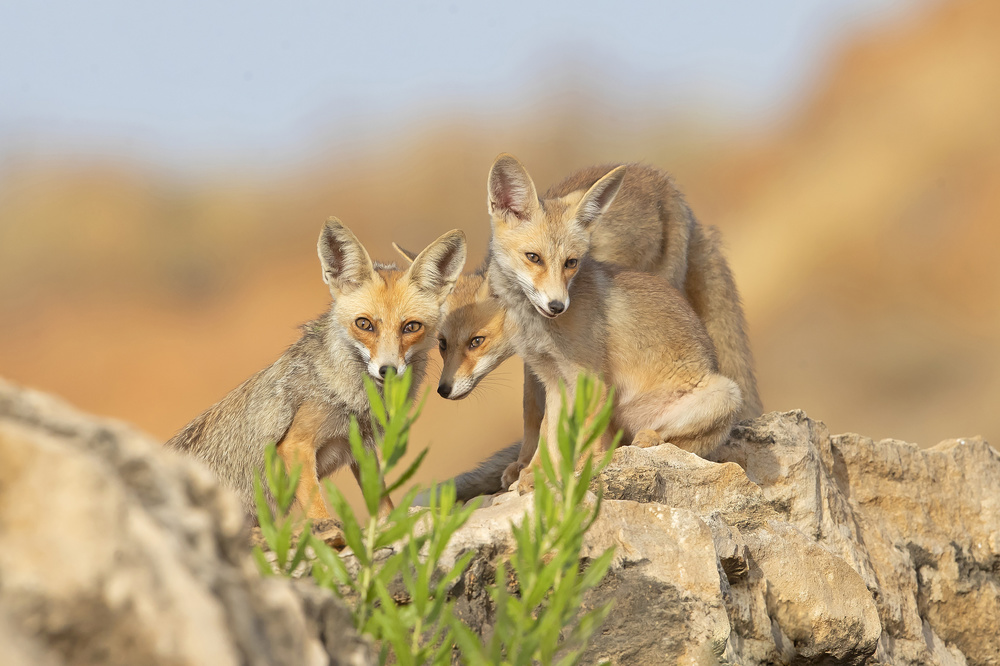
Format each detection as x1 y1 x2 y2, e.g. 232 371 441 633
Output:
0 0 924 171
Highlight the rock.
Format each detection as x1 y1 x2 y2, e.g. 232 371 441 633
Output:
250 519 347 553
441 410 998 665
441 493 733 664
0 378 373 666
715 412 999 665
3 375 996 666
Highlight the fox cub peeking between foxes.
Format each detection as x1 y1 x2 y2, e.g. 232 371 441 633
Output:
485 154 743 486
167 219 467 520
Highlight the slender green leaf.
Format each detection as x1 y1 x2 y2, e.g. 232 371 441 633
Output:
362 373 388 426
251 546 272 576
323 481 369 566
385 447 428 495
348 419 382 518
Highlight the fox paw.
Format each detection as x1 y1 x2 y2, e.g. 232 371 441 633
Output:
516 468 536 495
502 461 525 489
633 429 663 449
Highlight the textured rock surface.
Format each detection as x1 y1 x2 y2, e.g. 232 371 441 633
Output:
440 410 998 665
714 411 999 665
2 375 996 666
0 378 372 666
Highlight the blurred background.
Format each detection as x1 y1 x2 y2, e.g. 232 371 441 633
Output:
1 0 997 500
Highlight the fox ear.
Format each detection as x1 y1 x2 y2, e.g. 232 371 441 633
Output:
407 229 468 301
391 242 418 265
318 218 375 296
487 153 539 225
575 165 626 231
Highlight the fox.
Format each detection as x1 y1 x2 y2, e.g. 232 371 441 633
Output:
485 153 743 488
166 218 467 521
398 159 759 498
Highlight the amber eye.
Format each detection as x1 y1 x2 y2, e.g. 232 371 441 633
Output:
355 317 374 332
469 336 485 349
438 337 447 351
565 258 578 269
525 252 541 264
403 321 422 334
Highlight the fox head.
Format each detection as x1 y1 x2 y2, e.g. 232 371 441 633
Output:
486 154 626 318
318 218 467 383
393 244 515 401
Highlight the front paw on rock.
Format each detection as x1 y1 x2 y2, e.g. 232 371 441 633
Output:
502 461 525 489
516 468 536 495
632 429 663 449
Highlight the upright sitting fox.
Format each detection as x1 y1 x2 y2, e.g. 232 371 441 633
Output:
485 154 743 486
167 219 467 519
414 157 758 497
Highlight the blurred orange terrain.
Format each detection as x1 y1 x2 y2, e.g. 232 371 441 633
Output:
0 0 998 501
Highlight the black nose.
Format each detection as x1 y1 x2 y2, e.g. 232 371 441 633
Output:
378 365 394 378
548 301 565 315
437 383 452 398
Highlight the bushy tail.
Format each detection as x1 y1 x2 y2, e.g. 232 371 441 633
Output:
683 223 763 421
412 441 521 506
661 374 743 457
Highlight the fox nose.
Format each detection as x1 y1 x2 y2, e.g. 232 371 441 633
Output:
548 300 565 315
378 365 396 378
437 383 452 398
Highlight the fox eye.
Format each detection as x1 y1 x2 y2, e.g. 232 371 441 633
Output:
403 321 422 334
469 336 485 349
565 258 578 269
355 317 374 332
438 337 447 351
525 252 541 264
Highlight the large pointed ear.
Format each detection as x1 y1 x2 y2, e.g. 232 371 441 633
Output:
487 153 539 224
391 242 418 265
575 165 626 231
407 229 468 301
317 218 376 296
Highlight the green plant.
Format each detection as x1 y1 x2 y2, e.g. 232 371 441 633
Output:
252 442 312 577
451 374 619 666
309 369 479 665
253 370 619 665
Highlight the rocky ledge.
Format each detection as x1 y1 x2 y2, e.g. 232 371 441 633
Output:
440 413 999 665
1 377 997 665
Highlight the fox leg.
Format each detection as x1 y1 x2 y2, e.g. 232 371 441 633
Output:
277 406 331 520
516 377 571 494
502 367 545 489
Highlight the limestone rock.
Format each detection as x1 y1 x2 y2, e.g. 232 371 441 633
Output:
441 493 733 664
445 410 997 665
715 412 998 665
0 378 372 666
2 375 995 666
